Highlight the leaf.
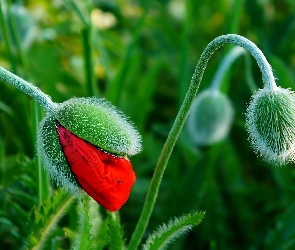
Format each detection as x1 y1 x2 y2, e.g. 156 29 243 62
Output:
23 188 75 250
142 211 205 250
107 211 125 250
62 0 89 26
71 196 102 250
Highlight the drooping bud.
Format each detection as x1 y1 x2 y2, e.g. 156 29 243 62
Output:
38 97 141 211
246 87 295 165
187 89 234 145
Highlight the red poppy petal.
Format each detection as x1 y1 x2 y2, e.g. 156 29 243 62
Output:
56 122 136 212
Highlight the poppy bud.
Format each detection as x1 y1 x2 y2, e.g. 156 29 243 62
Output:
246 87 295 165
38 97 141 211
187 89 234 145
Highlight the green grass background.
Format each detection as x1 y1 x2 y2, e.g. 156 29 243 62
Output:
1 0 295 249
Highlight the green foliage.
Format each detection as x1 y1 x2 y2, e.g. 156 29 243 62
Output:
1 0 295 249
142 211 205 250
24 188 75 250
107 211 126 250
62 0 89 26
70 196 103 250
264 204 295 250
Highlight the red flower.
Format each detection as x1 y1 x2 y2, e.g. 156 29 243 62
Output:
57 122 136 212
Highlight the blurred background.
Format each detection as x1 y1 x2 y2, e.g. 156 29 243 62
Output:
1 0 295 249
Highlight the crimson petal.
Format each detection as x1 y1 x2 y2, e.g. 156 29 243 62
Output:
56 122 136 212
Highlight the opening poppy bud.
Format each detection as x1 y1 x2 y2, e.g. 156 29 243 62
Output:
246 87 295 165
56 122 136 211
38 97 141 211
187 89 234 145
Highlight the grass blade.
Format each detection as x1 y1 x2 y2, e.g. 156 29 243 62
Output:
71 196 102 250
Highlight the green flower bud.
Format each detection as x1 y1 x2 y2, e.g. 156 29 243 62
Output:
38 97 142 203
246 87 295 165
55 97 142 156
187 89 234 145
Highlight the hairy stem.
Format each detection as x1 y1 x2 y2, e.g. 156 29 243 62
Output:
0 67 57 113
128 34 276 250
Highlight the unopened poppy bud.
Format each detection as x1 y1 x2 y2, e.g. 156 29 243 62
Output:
246 87 295 165
187 89 234 145
38 97 141 211
55 97 141 156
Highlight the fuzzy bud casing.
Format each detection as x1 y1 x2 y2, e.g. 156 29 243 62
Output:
55 97 142 156
38 97 142 211
246 87 295 165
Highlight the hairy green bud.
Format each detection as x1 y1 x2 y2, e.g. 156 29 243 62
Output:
38 97 142 197
55 97 142 156
246 87 295 165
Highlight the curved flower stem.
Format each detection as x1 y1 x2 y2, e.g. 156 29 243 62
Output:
210 46 257 94
0 66 58 113
127 34 277 250
210 46 245 92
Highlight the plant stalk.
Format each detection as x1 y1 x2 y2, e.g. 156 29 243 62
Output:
31 100 51 204
0 67 58 113
0 0 17 72
127 34 277 250
82 25 97 96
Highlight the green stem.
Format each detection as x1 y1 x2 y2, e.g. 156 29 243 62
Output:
31 100 51 204
107 0 153 105
127 34 277 250
222 0 243 92
6 0 27 78
107 211 125 250
82 25 96 96
210 46 257 94
230 0 244 34
93 28 111 84
62 0 88 26
210 46 245 92
0 0 17 72
178 0 190 109
0 66 58 113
